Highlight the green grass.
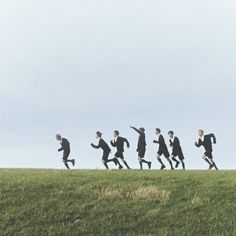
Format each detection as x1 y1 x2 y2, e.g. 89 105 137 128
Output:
0 169 236 236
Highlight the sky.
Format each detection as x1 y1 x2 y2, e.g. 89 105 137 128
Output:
0 0 235 169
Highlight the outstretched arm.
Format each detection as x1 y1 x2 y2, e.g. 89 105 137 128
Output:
209 133 217 144
130 126 142 135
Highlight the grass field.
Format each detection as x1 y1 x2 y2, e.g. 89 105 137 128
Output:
0 169 236 236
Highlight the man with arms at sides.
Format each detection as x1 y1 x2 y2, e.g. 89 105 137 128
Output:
168 131 185 170
194 129 219 170
153 128 174 170
130 126 151 170
110 130 131 169
55 134 75 170
91 131 118 169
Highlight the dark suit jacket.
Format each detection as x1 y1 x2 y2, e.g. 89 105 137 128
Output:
170 137 182 154
110 136 130 152
58 138 70 153
91 138 111 153
195 134 216 151
132 127 146 151
154 134 168 152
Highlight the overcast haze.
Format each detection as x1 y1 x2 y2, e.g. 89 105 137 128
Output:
0 0 235 169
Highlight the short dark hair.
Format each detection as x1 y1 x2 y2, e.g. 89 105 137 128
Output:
96 131 102 137
156 128 161 133
139 127 145 132
114 130 119 136
168 131 174 135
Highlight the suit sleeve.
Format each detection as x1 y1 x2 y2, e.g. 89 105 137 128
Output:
91 140 101 149
110 140 116 147
58 140 66 152
209 133 217 143
174 137 180 146
132 127 142 135
159 136 165 146
124 138 130 148
195 139 201 147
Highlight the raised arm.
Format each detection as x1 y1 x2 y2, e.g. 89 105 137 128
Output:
130 126 142 135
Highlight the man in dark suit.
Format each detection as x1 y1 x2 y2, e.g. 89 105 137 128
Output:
91 131 118 169
55 134 75 170
153 128 174 170
110 130 131 169
168 131 185 170
130 126 151 170
194 129 218 170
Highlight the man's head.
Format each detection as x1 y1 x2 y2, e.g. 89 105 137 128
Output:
155 128 161 135
55 134 62 141
198 129 204 137
139 127 145 132
96 131 102 139
113 130 119 137
168 131 174 138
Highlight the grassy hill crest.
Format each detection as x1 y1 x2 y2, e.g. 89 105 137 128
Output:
0 169 236 236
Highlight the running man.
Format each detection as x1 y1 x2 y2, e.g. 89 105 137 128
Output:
110 130 131 169
55 134 75 169
153 128 174 170
168 131 185 170
91 131 118 169
194 129 218 170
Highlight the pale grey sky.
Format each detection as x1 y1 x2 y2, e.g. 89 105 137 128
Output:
0 0 235 169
